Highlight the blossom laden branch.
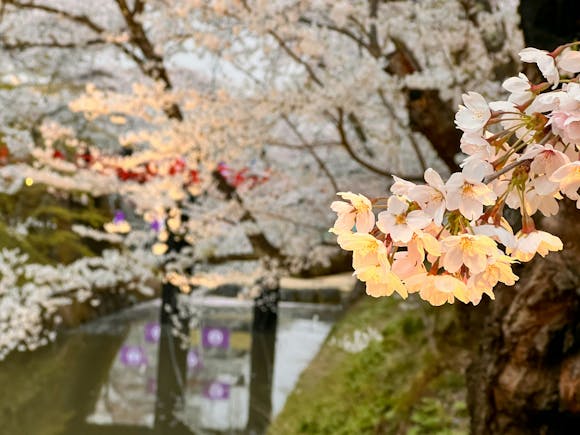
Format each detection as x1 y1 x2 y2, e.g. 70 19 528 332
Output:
483 158 533 184
331 41 580 306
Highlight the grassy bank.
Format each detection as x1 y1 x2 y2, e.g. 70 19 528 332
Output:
269 295 470 434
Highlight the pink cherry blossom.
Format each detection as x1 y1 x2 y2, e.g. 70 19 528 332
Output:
357 265 408 299
460 133 493 158
405 273 469 306
408 169 447 225
521 144 570 177
550 110 580 146
524 181 560 217
332 230 389 270
376 196 431 243
392 231 441 279
441 234 499 275
445 166 496 220
472 222 516 249
390 176 416 196
466 255 517 304
506 230 563 262
550 161 580 203
331 192 375 233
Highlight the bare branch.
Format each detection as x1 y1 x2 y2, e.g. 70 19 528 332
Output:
378 88 427 172
335 108 423 181
113 0 183 120
281 115 339 191
298 17 369 50
3 0 104 33
483 159 531 184
0 38 108 50
212 171 285 260
132 0 144 16
268 30 323 87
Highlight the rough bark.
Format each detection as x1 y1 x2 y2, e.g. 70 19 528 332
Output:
465 202 580 434
462 2 580 433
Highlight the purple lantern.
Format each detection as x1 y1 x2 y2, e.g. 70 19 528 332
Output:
144 322 161 343
202 327 230 349
113 210 126 224
187 349 202 370
204 381 230 400
119 345 148 367
150 219 163 232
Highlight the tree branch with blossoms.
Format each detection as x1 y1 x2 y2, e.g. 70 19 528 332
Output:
331 42 580 306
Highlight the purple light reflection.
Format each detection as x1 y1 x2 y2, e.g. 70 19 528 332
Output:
119 345 147 367
204 381 230 400
144 322 160 343
187 349 202 370
201 327 229 349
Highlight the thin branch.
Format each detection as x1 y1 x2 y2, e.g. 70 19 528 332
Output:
335 108 423 181
368 0 381 57
202 253 260 265
132 0 145 16
378 89 427 172
281 115 339 191
267 30 323 87
3 0 104 33
0 38 108 50
483 159 532 184
212 171 285 260
114 0 183 120
267 140 341 149
298 17 369 50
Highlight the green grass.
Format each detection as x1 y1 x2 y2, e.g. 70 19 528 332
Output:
269 296 470 435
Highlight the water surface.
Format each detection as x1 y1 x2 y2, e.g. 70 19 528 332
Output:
0 297 340 434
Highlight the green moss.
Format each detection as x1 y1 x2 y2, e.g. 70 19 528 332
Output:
269 297 470 435
0 186 115 265
0 220 49 263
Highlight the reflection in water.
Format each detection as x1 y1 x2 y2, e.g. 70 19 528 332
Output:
0 298 339 434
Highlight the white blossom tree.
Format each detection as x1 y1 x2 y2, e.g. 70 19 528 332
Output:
0 0 523 284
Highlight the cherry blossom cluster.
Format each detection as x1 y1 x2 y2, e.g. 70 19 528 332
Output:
0 248 156 360
332 43 580 306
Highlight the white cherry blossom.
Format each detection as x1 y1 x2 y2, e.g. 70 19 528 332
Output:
455 92 491 133
376 196 431 243
558 49 580 74
408 169 447 225
502 73 532 105
445 166 496 220
519 47 559 86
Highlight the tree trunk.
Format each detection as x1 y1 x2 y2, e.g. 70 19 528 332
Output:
465 201 580 434
461 2 580 433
